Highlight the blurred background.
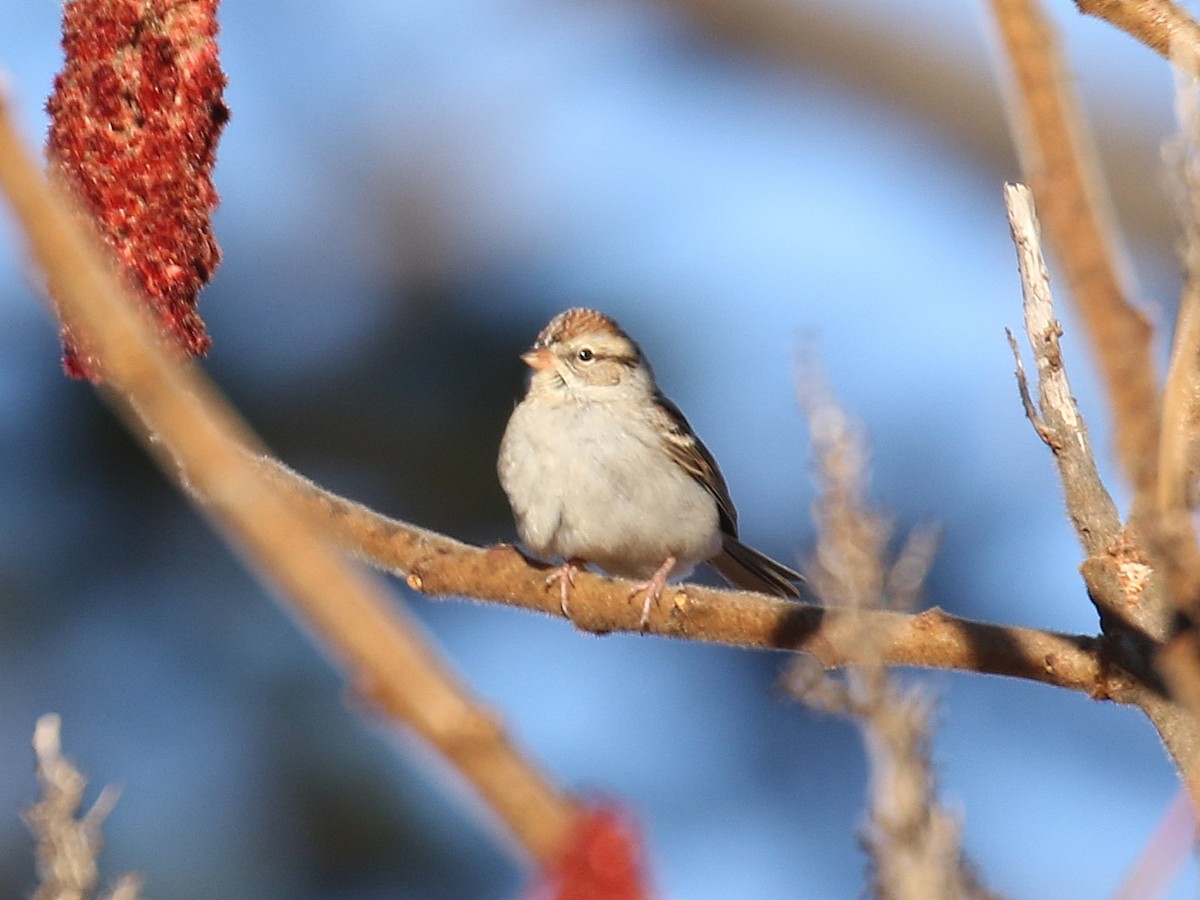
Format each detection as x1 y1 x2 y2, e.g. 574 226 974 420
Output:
0 0 1193 897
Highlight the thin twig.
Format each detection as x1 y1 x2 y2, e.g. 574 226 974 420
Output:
1004 182 1171 644
1113 789 1196 900
1005 182 1170 646
991 0 1161 507
1004 183 1123 556
1005 328 1058 448
886 526 942 615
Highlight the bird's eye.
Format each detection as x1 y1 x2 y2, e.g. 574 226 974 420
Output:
577 348 594 362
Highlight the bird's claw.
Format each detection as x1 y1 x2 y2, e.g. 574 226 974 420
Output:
631 555 676 630
546 559 583 618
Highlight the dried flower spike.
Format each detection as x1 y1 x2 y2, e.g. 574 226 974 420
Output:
46 0 228 379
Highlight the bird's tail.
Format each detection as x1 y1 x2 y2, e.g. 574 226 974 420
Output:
710 537 802 597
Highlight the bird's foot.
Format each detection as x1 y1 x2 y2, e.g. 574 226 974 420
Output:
630 556 676 630
546 558 586 618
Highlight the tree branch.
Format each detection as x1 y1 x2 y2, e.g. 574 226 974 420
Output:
251 456 1109 695
1005 182 1174 644
1005 183 1123 556
1075 0 1200 68
991 0 1161 506
1005 181 1200 805
0 94 579 867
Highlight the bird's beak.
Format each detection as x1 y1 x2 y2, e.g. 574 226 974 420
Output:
521 348 555 371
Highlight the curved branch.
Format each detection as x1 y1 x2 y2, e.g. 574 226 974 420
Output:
1075 0 1200 67
0 95 579 867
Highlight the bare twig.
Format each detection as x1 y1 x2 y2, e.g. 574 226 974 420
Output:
886 526 942 615
1004 183 1123 555
26 714 144 900
1075 0 1200 69
0 95 579 866
102 879 144 900
1005 182 1172 642
1005 328 1058 448
991 0 1161 506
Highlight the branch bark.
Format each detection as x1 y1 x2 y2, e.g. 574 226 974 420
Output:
1004 183 1123 557
251 456 1110 695
1075 0 1200 68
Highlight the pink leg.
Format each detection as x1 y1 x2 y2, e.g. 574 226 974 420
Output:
546 558 585 617
630 555 676 629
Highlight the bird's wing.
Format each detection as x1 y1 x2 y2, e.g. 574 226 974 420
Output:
652 390 739 537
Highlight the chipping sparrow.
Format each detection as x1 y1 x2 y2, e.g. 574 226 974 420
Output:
497 307 801 624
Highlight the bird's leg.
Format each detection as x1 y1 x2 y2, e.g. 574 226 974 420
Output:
546 558 585 617
631 555 676 630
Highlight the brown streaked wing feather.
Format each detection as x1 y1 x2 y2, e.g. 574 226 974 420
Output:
652 390 739 536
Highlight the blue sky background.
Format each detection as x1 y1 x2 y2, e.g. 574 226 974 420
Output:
0 1 1194 897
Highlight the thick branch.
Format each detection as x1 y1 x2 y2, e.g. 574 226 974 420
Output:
254 456 1108 695
0 95 578 866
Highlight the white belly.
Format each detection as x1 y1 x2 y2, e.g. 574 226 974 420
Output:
498 395 721 579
